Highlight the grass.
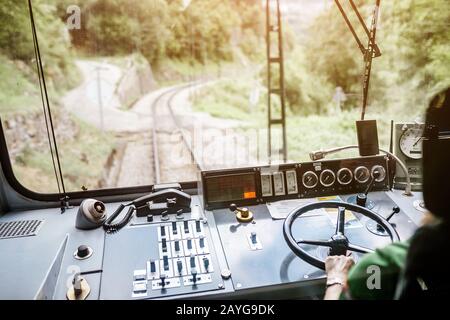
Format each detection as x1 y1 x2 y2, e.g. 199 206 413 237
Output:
14 116 116 193
191 78 412 163
153 58 237 86
0 54 40 115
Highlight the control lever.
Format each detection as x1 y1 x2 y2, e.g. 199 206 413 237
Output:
229 204 254 223
377 206 400 232
66 273 90 300
191 269 198 285
356 169 380 208
160 274 166 288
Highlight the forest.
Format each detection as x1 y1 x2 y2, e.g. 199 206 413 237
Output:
0 0 449 191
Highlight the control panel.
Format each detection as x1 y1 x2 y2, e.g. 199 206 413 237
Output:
201 155 392 209
100 218 225 299
394 122 424 191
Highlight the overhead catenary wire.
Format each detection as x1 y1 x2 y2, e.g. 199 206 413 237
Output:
27 0 68 211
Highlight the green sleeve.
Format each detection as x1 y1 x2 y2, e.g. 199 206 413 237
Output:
343 241 409 300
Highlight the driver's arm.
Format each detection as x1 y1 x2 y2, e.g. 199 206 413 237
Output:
325 241 409 300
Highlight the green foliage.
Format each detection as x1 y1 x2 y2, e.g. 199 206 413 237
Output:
194 79 266 120
0 0 78 92
0 54 40 114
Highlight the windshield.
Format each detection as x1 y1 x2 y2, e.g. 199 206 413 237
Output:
0 0 448 194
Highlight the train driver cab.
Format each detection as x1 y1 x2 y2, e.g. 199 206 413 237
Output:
0 0 449 303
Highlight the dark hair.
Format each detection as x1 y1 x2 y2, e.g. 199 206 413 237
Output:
422 87 450 221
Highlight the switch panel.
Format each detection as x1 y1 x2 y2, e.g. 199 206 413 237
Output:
125 218 221 299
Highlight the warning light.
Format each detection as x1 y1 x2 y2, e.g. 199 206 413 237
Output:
244 191 256 199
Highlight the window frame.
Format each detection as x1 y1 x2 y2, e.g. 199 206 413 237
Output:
0 120 198 205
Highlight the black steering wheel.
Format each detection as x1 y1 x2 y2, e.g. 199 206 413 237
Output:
283 201 400 270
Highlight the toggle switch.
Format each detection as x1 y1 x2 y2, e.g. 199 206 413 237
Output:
150 260 156 273
163 256 169 271
251 232 257 244
203 257 210 272
172 222 178 234
199 237 205 248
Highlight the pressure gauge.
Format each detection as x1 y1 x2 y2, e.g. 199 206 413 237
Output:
337 168 353 185
354 166 370 184
399 127 424 160
302 171 318 189
371 165 386 182
320 169 336 187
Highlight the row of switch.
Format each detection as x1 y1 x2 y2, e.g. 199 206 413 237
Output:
159 237 209 258
143 254 213 279
132 254 213 294
158 220 204 241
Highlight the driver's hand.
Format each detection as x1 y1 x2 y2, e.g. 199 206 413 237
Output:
325 255 355 283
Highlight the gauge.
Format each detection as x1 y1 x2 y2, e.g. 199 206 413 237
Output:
354 166 370 183
399 127 424 160
302 171 318 189
337 168 353 185
285 170 299 194
320 169 336 187
371 165 386 182
260 174 273 197
273 172 286 196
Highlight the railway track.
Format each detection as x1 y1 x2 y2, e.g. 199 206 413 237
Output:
151 83 203 185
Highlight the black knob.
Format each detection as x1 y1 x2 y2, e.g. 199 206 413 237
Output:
77 245 90 258
229 203 237 212
386 206 400 222
356 193 367 207
147 214 153 222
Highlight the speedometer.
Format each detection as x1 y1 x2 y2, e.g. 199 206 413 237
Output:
399 127 424 160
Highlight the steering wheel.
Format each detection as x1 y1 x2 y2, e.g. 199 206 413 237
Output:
283 201 400 270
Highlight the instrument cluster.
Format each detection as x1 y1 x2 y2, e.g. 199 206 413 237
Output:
201 155 392 209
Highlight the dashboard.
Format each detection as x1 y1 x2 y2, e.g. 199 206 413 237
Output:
0 155 424 300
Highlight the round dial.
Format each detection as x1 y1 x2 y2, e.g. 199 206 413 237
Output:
354 166 370 184
302 171 319 189
399 127 424 160
320 169 336 187
337 168 353 185
371 165 386 182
